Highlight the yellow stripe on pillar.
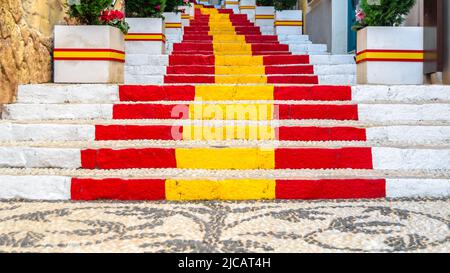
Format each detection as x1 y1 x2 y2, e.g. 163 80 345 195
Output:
175 148 276 169
165 179 276 200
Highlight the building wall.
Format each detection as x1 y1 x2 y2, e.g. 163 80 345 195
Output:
404 0 424 26
0 0 67 104
444 0 450 84
306 0 332 51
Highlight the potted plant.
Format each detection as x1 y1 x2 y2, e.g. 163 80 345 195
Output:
255 0 275 34
274 0 303 35
54 0 128 83
163 0 184 53
354 0 422 84
125 0 166 55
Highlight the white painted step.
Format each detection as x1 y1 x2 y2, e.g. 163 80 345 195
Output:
314 64 356 75
319 74 356 85
3 103 450 122
15 84 450 104
0 175 448 200
289 43 327 53
0 146 449 170
309 55 355 65
125 65 166 75
125 54 169 66
125 75 164 85
1 123 450 143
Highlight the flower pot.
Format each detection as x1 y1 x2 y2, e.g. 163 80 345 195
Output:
239 0 256 22
255 6 275 35
163 12 183 54
275 10 303 35
224 1 240 13
125 18 165 55
53 25 124 83
357 27 424 85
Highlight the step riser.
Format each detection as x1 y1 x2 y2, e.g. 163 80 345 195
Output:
0 176 449 200
3 124 450 144
163 75 319 84
1 147 450 170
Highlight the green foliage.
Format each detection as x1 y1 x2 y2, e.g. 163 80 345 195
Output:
67 0 129 34
125 0 166 18
68 0 113 25
257 0 275 6
274 0 297 10
360 0 416 26
164 0 185 12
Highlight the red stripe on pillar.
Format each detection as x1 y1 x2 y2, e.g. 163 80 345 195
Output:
278 127 367 141
278 105 359 120
276 179 386 199
274 86 352 101
119 85 195 101
95 125 179 140
113 104 189 119
71 178 166 200
275 148 373 169
80 148 177 169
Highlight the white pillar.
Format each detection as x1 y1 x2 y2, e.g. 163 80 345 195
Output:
239 0 256 22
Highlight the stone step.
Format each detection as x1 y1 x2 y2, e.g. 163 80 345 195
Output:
1 175 448 200
1 123 450 144
0 146 449 171
15 84 450 104
3 103 450 122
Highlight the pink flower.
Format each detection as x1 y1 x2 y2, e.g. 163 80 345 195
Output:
155 5 161 11
183 0 189 3
355 10 365 22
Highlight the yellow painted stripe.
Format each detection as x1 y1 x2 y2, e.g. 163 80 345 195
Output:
53 51 125 61
182 125 276 140
175 148 275 170
225 1 239 4
212 35 246 42
216 75 268 84
356 51 424 63
124 34 166 41
213 43 252 54
166 179 276 200
188 103 274 120
216 55 264 66
240 6 256 10
181 15 190 19
275 21 303 26
195 85 274 100
256 15 275 19
215 66 266 75
165 23 182 28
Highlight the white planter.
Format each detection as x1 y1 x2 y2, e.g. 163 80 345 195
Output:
239 0 256 22
225 0 240 13
53 25 124 83
163 12 182 54
125 18 165 55
357 27 424 85
255 6 275 35
275 10 303 35
178 5 191 27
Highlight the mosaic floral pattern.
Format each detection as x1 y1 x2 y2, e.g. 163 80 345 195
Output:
0 199 448 253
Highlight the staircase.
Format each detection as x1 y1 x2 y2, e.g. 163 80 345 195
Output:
1 5 450 201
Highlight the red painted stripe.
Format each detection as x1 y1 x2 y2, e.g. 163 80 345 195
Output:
113 104 189 119
53 57 125 63
80 148 177 169
275 148 373 169
268 75 319 84
356 49 425 55
274 86 352 101
278 104 359 120
251 44 289 52
95 125 179 140
71 178 166 201
263 55 310 65
276 179 386 199
278 127 367 141
164 75 215 84
173 43 213 51
119 85 195 101
169 55 215 65
265 65 314 75
54 48 125 54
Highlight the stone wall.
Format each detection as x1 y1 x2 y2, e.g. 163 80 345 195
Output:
0 0 67 104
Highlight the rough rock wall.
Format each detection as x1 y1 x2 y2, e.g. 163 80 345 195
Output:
0 0 66 104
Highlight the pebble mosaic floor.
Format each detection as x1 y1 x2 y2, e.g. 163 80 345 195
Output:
0 198 448 253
